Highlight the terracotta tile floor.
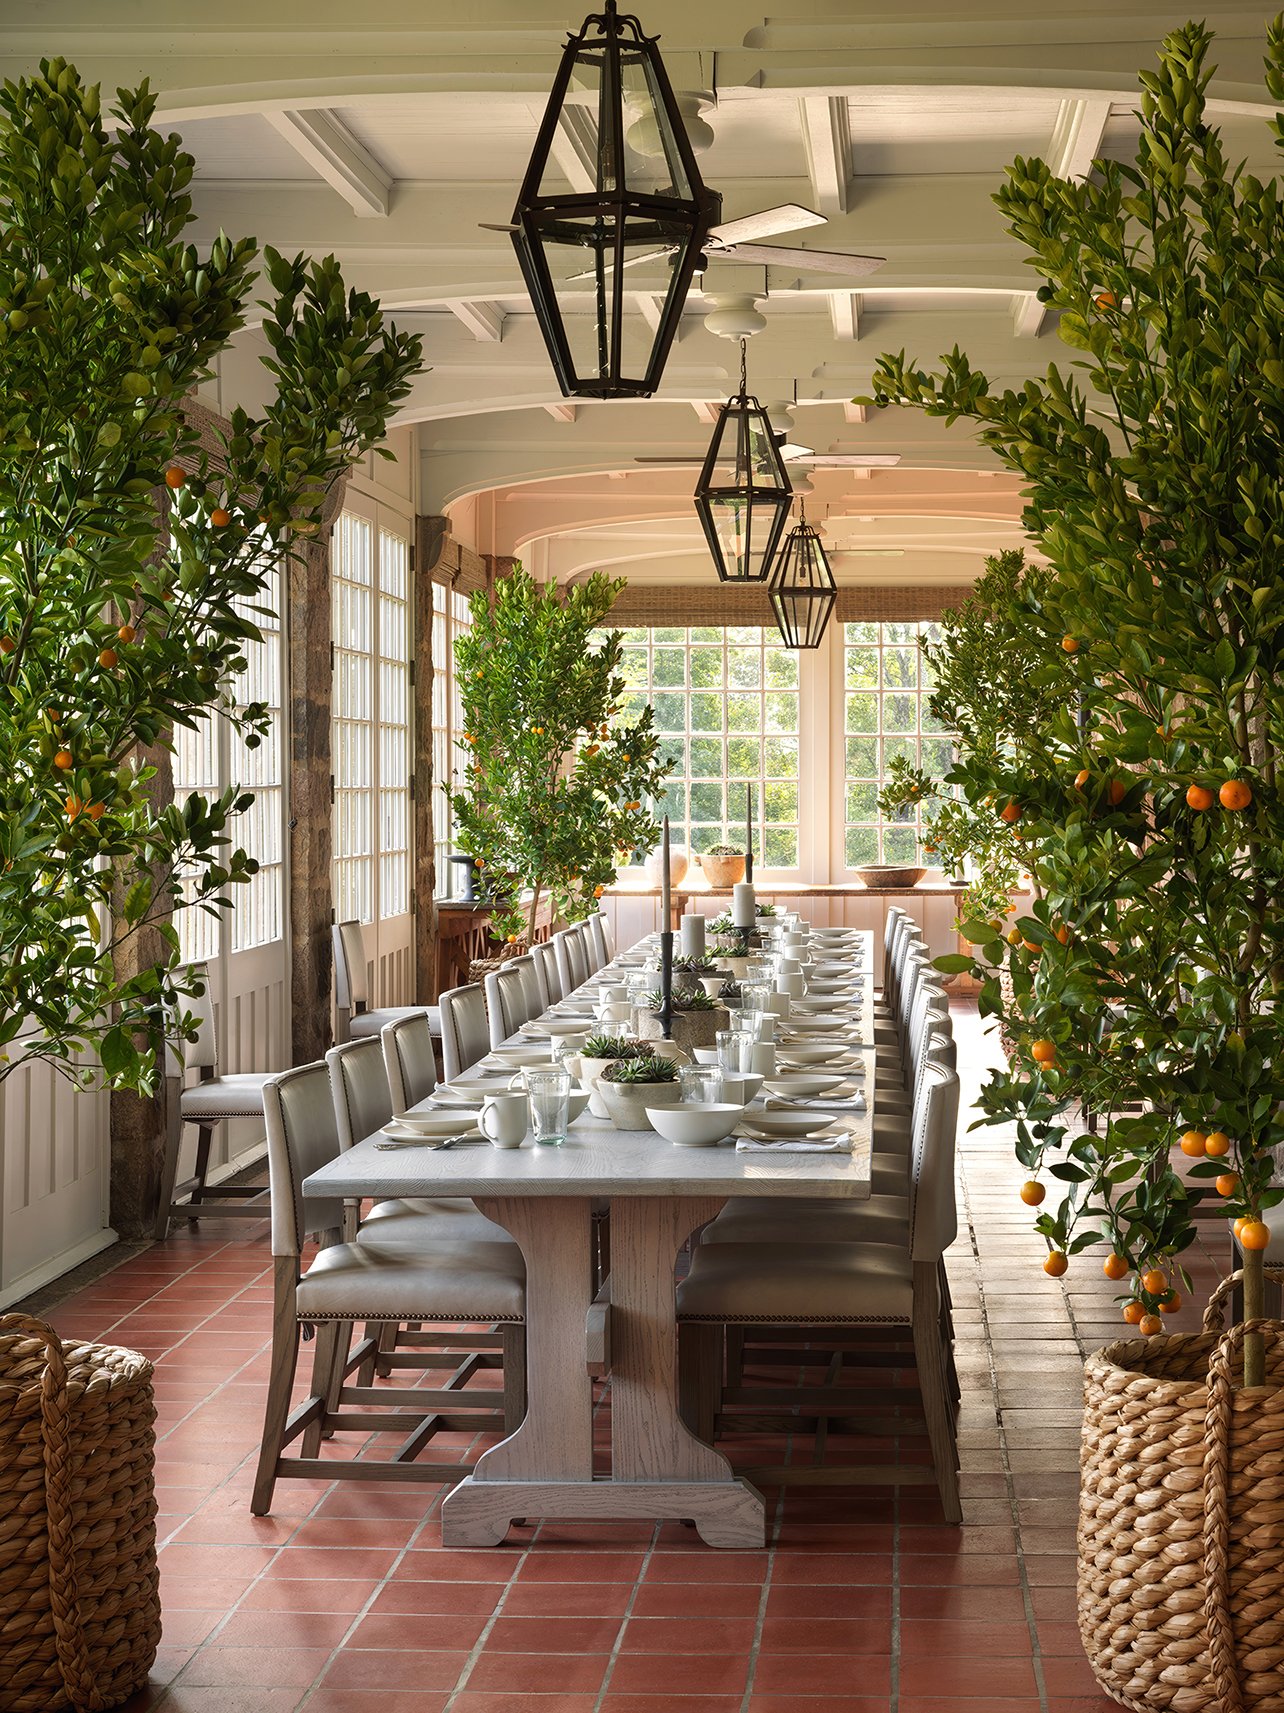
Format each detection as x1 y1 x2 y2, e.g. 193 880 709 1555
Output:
34 999 1232 1713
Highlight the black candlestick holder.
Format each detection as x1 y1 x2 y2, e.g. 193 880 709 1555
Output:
659 929 675 1038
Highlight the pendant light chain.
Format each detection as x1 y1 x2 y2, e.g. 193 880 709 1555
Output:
739 337 748 398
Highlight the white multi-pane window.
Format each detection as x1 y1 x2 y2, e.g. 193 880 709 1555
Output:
331 512 376 925
377 528 411 918
427 585 476 899
330 512 414 925
173 553 285 962
842 620 956 866
617 626 802 869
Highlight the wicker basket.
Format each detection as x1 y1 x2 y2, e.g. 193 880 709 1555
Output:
1079 1268 1284 1713
0 1314 161 1712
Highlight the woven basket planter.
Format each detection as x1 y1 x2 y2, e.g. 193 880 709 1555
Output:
1079 1268 1284 1713
0 1314 160 1712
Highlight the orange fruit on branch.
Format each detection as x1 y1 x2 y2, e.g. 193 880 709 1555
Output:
1006 927 1023 946
999 802 1022 823
1160 1293 1181 1314
54 749 73 769
1043 1251 1068 1277
1019 1180 1046 1206
117 623 135 643
1107 777 1128 806
1215 1173 1240 1198
1138 1313 1163 1337
1103 1253 1129 1281
1031 1038 1057 1065
210 508 232 529
1141 1268 1168 1295
1062 636 1080 653
1204 1131 1230 1157
1239 1220 1271 1252
164 466 186 489
1074 769 1091 789
1123 1301 1145 1325
1219 779 1253 811
98 647 118 669
1185 785 1215 810
1179 1130 1207 1157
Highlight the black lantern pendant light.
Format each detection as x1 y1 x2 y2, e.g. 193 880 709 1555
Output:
770 505 838 649
694 340 794 583
511 2 720 399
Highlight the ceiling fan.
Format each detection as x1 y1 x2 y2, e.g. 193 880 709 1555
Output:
482 203 885 281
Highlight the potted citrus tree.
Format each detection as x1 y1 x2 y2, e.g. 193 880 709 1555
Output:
446 567 670 950
866 19 1284 1709
0 59 420 1095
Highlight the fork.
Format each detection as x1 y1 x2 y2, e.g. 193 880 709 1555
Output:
374 1133 469 1151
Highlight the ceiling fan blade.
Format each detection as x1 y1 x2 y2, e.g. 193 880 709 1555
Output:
777 441 815 461
478 222 519 233
796 453 902 467
567 245 677 282
633 456 706 464
721 243 886 277
708 204 826 246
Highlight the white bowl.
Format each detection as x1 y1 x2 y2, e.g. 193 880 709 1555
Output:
781 1013 850 1032
776 1044 837 1065
385 1110 477 1140
739 1108 832 1139
692 1046 720 1065
717 1071 764 1105
761 1072 848 1098
487 1044 557 1069
646 1102 745 1147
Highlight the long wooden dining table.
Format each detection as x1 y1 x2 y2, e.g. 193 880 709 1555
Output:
302 932 874 1549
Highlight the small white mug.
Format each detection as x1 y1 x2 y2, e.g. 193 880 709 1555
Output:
751 1042 776 1077
777 971 805 998
598 983 629 1005
479 1090 529 1149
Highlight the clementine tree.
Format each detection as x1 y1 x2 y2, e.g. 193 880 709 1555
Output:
867 19 1284 1381
0 61 420 1092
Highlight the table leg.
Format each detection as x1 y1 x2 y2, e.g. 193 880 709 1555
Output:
440 1193 763 1550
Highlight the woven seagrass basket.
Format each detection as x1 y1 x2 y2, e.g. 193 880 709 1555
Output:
0 1313 161 1712
1079 1268 1284 1713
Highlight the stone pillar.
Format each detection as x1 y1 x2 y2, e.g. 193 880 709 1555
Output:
287 475 348 1064
108 737 175 1239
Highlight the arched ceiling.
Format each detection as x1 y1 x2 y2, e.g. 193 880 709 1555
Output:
8 3 1280 585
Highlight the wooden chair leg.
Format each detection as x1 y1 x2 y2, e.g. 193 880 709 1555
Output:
251 1260 302 1516
301 1321 345 1457
187 1125 214 1213
725 1325 746 1387
152 1091 184 1240
501 1324 527 1434
912 1262 962 1524
678 1322 721 1444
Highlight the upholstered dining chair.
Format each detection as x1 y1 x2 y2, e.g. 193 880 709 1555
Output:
552 926 589 999
439 983 491 1082
154 965 276 1239
250 1060 526 1516
677 1061 963 1521
332 919 438 1045
485 962 534 1050
381 1012 437 1114
579 919 605 977
587 912 611 969
531 940 564 1006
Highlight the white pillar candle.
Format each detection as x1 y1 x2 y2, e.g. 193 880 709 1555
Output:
750 1041 776 1077
777 970 805 998
679 913 706 958
732 882 756 929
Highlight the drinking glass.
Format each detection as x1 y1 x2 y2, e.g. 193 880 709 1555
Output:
680 1065 722 1104
716 1030 755 1074
523 1067 571 1146
741 981 773 1017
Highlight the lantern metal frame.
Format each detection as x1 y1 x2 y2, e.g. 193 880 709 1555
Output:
693 340 794 584
769 505 838 649
511 0 720 399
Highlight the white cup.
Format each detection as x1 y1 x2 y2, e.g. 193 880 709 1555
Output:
767 992 791 1018
479 1090 529 1149
754 1014 776 1042
599 983 628 1005
777 971 805 998
596 1001 632 1023
751 1042 776 1077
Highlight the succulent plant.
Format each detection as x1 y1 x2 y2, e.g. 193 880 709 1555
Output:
719 978 744 1001
581 1034 648 1060
672 953 717 974
756 902 777 918
705 842 744 857
602 1054 680 1085
645 986 717 1012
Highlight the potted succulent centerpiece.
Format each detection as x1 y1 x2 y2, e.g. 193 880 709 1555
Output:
672 953 727 997
699 844 746 888
868 20 1284 1710
634 986 727 1053
598 1054 683 1132
571 1035 649 1117
710 933 753 979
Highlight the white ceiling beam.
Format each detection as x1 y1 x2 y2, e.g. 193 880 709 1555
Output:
637 293 665 334
261 109 392 217
829 291 860 341
844 401 868 425
799 95 853 216
691 401 723 424
1012 97 1112 337
544 402 578 423
550 108 598 193
1047 96 1114 184
445 299 506 342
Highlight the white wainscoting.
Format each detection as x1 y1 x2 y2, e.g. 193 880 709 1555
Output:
0 1050 112 1308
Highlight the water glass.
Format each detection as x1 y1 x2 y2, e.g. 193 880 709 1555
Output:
523 1067 571 1146
741 981 773 1017
716 1029 755 1074
680 1065 722 1104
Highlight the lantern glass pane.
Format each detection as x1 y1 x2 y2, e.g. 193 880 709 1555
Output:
539 50 610 196
620 52 692 199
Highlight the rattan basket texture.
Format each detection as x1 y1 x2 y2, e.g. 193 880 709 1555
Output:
0 1313 160 1712
1079 1268 1284 1713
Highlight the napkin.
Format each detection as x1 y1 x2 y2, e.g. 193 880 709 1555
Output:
766 1090 866 1115
735 1130 855 1154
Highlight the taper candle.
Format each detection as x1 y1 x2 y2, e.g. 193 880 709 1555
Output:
661 815 671 926
745 784 754 883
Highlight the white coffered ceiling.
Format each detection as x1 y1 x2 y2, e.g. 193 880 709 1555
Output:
5 3 1279 584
